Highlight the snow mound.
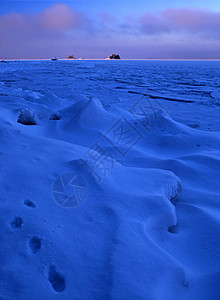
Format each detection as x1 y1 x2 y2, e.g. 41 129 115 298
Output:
60 97 116 131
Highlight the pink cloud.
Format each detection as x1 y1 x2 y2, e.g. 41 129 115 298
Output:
140 13 169 34
0 5 220 59
0 3 87 35
162 8 220 30
39 3 84 30
0 3 92 58
140 8 220 37
0 13 26 32
97 12 117 24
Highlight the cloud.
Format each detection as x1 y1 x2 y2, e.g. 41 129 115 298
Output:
0 3 87 35
97 12 118 24
39 3 84 30
0 4 220 58
0 12 26 32
140 8 220 38
0 3 92 58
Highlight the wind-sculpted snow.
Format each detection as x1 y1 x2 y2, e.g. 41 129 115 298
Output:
0 60 219 300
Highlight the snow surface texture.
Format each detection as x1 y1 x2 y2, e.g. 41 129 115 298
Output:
0 60 220 300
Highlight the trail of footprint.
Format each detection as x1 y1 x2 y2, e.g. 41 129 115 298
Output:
29 236 41 254
48 265 65 293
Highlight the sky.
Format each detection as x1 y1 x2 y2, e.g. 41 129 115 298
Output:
0 0 220 59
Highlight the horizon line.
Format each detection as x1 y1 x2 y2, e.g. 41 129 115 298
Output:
1 58 220 61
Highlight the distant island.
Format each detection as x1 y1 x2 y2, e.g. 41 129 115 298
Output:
67 55 75 59
107 54 121 59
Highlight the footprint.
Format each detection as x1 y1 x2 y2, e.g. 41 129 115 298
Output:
168 225 178 234
10 217 23 229
24 199 36 208
29 236 41 254
183 280 189 289
48 265 65 293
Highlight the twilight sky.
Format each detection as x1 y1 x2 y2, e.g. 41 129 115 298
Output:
0 0 220 59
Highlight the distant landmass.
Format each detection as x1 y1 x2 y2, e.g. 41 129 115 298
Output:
107 54 121 59
67 55 75 59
